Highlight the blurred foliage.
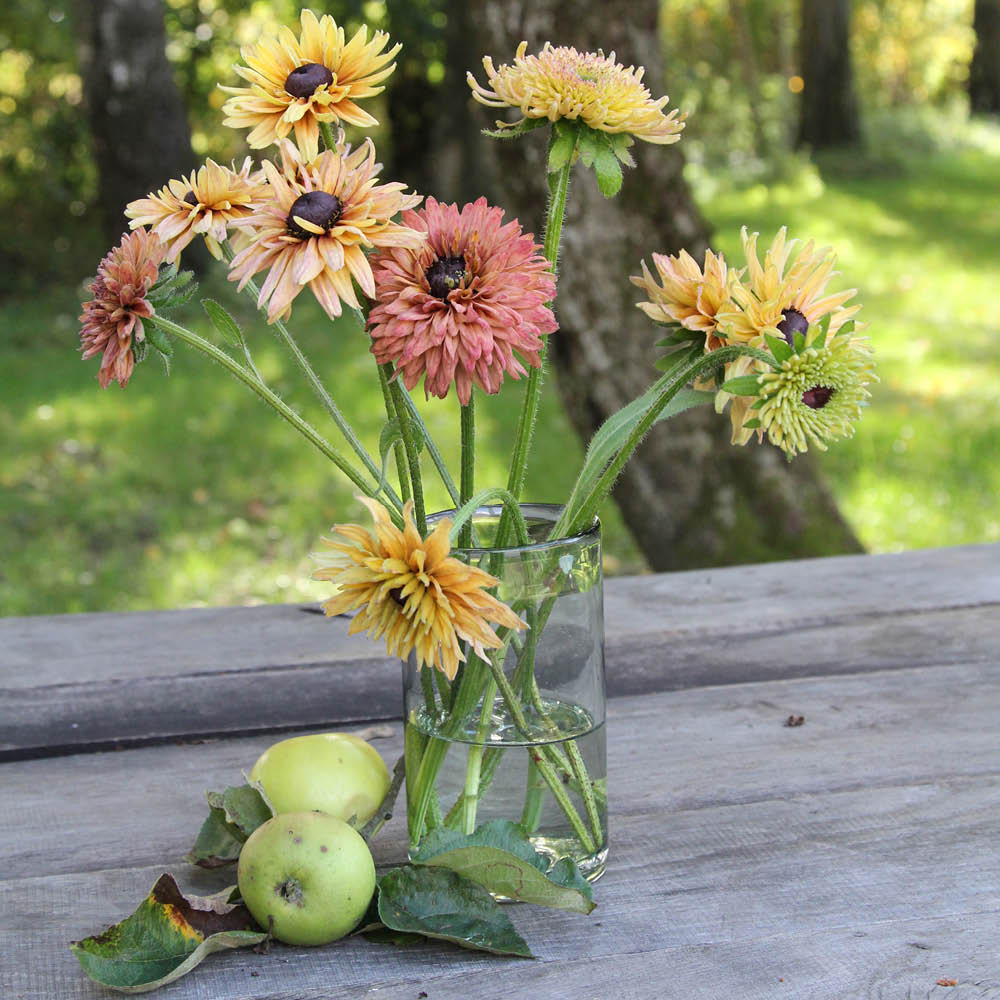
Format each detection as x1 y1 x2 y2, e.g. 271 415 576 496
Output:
663 0 976 171
0 1 98 295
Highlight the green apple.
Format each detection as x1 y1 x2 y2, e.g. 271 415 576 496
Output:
249 732 390 826
237 811 376 946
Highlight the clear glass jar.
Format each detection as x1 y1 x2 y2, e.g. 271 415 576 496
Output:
403 504 607 880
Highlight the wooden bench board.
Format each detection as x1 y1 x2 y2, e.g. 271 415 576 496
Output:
3 544 999 757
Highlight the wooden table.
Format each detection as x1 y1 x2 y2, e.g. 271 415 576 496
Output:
3 544 999 999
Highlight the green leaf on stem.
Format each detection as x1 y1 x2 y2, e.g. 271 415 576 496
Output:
377 865 533 957
145 326 173 359
547 125 578 173
411 819 595 913
480 117 549 140
764 333 793 364
70 874 266 993
201 299 244 349
561 376 712 532
592 140 624 198
720 374 763 396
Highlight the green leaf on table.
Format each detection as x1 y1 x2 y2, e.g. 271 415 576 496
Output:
411 819 595 914
186 785 272 868
210 785 272 836
70 873 266 993
377 865 532 957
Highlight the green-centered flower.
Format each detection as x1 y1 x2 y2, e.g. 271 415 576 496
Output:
752 329 877 456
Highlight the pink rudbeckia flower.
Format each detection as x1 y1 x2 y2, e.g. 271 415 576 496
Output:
367 197 557 405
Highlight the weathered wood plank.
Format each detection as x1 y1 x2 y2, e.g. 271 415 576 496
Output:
3 544 999 756
2 662 999 998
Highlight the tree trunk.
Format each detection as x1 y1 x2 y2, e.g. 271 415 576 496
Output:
74 0 196 247
795 0 861 149
457 0 862 570
970 0 1000 114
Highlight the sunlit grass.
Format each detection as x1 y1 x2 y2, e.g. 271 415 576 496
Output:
5 120 999 614
2 274 643 615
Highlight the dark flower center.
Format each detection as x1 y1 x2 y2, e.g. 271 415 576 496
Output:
183 191 199 207
802 386 835 409
425 255 468 299
777 307 810 346
284 62 334 99
286 191 343 239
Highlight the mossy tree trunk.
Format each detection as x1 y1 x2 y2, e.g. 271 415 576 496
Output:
389 0 863 569
970 0 1000 115
74 0 196 248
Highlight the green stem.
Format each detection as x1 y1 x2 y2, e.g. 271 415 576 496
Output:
483 651 595 854
460 677 497 835
553 344 777 539
319 120 338 152
377 361 411 505
520 756 546 834
388 377 427 533
504 149 573 504
396 385 461 507
147 315 377 496
459 393 475 548
222 241 402 513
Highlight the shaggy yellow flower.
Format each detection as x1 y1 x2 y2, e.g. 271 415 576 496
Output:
125 158 266 262
631 248 732 351
753 329 877 456
468 42 685 144
221 9 399 161
313 499 526 679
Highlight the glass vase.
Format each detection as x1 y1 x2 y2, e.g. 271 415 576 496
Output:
403 504 608 881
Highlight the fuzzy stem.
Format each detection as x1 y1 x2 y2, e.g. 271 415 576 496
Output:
388 376 427 534
222 241 402 513
504 148 573 503
147 315 377 496
459 393 475 549
377 360 411 504
553 344 777 539
319 120 338 151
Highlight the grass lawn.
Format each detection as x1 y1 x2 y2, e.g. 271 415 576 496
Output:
4 125 998 615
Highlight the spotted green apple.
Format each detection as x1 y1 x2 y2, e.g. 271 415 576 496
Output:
249 732 390 826
237 811 375 946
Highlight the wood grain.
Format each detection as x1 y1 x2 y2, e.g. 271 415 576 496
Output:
3 544 998 756
3 659 1000 999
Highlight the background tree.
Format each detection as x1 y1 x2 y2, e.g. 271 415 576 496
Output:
969 0 1000 114
795 0 862 149
73 0 196 247
449 0 862 569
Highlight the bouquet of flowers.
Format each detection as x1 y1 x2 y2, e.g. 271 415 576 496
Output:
77 5 876 959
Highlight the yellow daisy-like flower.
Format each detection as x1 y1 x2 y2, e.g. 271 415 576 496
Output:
468 41 686 143
220 9 399 162
716 226 860 347
227 139 423 322
714 226 863 444
631 248 732 351
124 158 266 263
313 498 526 679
